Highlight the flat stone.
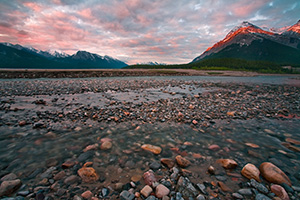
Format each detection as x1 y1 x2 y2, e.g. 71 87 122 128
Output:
241 163 261 182
120 190 135 200
156 184 170 198
270 184 289 200
250 179 268 194
141 144 162 154
0 179 22 197
259 162 291 186
217 159 237 169
145 195 157 200
175 155 191 168
77 167 99 183
140 185 153 198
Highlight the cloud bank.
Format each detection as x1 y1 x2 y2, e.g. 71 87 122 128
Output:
0 0 299 64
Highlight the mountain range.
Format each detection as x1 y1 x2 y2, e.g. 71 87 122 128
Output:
192 20 300 66
0 43 127 69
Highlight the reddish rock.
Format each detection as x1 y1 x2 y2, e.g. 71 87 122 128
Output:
175 155 191 168
0 179 22 197
161 158 175 169
156 184 170 198
286 138 300 145
141 144 162 154
100 138 112 143
217 159 237 169
259 162 291 186
83 144 99 152
81 190 93 199
209 144 220 151
0 173 17 182
218 181 232 192
143 170 157 186
77 167 99 183
140 185 152 197
131 175 142 182
62 160 76 169
281 142 300 152
245 143 260 148
192 120 198 125
18 120 27 126
241 163 261 182
100 141 112 150
271 184 290 200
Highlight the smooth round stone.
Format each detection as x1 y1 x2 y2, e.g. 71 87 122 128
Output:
149 161 161 171
241 163 261 182
259 162 291 186
155 184 170 198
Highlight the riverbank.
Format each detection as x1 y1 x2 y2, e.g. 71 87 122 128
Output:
0 76 299 199
0 68 280 79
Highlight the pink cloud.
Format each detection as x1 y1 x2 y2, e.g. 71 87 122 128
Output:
231 1 268 17
23 2 42 12
78 8 93 19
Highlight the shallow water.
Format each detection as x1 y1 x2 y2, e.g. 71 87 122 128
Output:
0 76 299 199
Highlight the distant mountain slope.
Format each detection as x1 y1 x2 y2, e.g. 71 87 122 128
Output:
0 43 127 69
192 20 300 66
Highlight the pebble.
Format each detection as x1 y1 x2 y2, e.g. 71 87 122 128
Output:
77 167 99 183
250 179 268 194
255 193 272 200
196 183 207 195
175 155 191 168
140 185 153 198
149 161 161 171
176 176 198 197
232 193 244 200
77 151 94 162
143 170 157 186
120 190 135 200
218 181 232 192
271 184 290 200
156 184 170 198
161 158 175 169
53 171 66 181
100 141 112 150
0 179 22 197
141 144 162 154
217 159 238 169
62 160 76 169
64 175 80 185
208 144 220 151
259 162 291 186
238 188 252 196
241 163 261 182
0 173 17 182
81 190 93 199
196 194 206 200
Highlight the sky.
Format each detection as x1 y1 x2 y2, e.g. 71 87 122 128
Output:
0 0 299 64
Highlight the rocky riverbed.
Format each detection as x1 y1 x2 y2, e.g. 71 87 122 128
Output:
0 76 299 200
